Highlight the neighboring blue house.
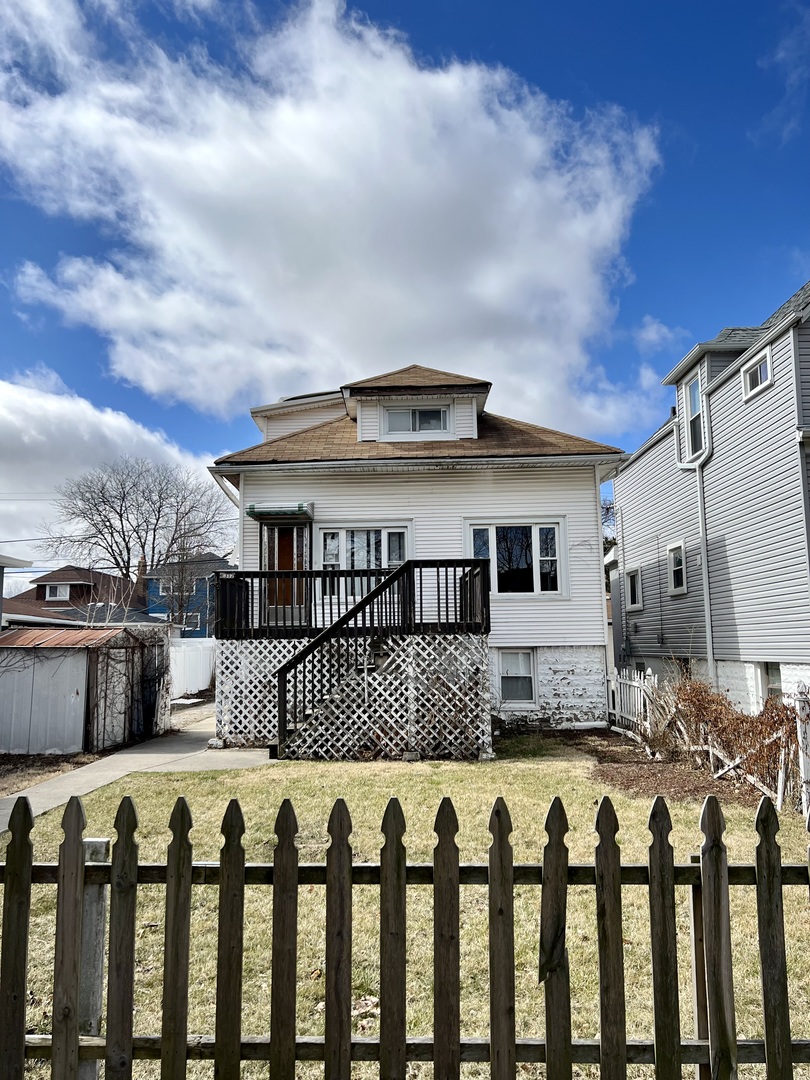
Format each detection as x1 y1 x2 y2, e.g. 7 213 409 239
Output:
146 552 235 638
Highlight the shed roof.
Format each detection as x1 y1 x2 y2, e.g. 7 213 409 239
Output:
0 627 129 648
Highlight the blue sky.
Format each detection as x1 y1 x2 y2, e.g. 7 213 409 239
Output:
0 0 809 560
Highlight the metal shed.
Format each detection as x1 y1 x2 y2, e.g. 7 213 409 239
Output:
0 627 169 754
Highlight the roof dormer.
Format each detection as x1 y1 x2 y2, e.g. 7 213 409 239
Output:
341 365 491 443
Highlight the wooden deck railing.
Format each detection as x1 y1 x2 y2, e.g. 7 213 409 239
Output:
2 793 809 1077
214 559 490 641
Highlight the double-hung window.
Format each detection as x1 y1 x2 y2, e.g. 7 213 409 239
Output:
686 375 703 456
471 523 561 594
667 542 687 595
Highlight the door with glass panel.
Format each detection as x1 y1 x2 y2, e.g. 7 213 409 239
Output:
261 524 310 624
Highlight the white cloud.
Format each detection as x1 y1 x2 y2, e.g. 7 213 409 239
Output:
633 314 690 356
10 363 71 394
0 0 662 439
754 5 810 145
0 379 219 560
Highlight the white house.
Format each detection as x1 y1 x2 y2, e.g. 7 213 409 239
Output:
210 365 624 758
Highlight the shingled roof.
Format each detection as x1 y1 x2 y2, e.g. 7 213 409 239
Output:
215 412 622 467
342 365 490 393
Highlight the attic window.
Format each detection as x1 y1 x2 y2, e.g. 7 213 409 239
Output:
46 584 70 600
742 349 772 400
385 407 448 434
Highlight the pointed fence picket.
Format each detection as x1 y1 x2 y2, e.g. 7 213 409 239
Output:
2 793 810 1075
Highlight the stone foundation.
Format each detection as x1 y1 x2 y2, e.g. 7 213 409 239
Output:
495 645 608 729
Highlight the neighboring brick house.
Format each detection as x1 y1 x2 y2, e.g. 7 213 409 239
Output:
209 364 624 757
612 279 810 713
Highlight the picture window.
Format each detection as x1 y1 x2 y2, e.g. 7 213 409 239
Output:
471 523 560 594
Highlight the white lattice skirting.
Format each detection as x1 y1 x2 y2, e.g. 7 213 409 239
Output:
216 634 492 758
216 639 305 746
285 634 492 761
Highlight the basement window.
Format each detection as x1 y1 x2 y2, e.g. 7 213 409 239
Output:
500 650 534 702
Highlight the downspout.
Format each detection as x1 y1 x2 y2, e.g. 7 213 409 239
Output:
672 387 717 688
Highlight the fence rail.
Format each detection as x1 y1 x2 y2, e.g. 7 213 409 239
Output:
2 793 809 1077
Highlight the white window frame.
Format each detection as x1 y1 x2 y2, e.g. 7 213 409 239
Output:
315 523 412 571
498 649 536 707
685 373 703 458
625 567 643 611
183 612 201 631
380 401 455 441
159 580 172 597
666 541 687 596
46 583 70 600
466 519 567 598
741 346 772 400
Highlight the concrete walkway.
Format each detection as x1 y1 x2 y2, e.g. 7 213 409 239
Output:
0 705 271 831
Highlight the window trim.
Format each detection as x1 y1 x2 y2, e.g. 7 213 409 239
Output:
666 541 687 596
625 567 643 611
684 372 703 458
183 612 201 632
315 522 412 571
380 401 456 441
741 346 773 401
46 583 70 600
465 518 567 598
498 649 536 708
158 580 172 597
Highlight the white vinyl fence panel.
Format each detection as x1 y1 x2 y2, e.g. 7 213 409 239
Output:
170 638 216 697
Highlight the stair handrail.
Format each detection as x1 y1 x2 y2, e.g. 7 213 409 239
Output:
275 558 490 748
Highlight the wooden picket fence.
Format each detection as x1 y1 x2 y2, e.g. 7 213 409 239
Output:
1 792 810 1078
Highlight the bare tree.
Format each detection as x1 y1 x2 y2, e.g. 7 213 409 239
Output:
42 457 235 580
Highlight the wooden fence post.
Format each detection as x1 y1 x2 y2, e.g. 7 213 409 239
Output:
594 796 626 1080
539 796 572 1080
688 853 709 1080
647 797 681 1080
106 797 139 1080
52 796 87 1080
0 798 33 1080
380 798 406 1080
78 837 110 1080
270 799 299 1080
434 797 460 1080
326 799 352 1080
754 799 792 1080
488 797 515 1080
700 796 737 1080
215 800 245 1080
161 797 193 1080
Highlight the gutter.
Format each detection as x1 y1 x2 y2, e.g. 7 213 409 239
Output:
211 452 628 477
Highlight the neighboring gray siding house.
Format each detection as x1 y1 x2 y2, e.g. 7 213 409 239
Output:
613 279 810 712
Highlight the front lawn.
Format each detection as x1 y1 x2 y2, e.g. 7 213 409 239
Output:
16 732 810 1078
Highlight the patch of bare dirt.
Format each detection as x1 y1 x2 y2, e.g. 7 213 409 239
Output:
554 729 761 808
0 752 106 798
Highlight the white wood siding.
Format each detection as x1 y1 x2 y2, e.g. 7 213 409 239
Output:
798 325 810 426
454 397 476 438
240 466 606 648
614 431 706 659
264 403 346 442
702 329 810 662
357 400 380 441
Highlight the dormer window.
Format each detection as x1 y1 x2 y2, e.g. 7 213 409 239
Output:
46 584 70 600
686 375 703 456
385 407 448 434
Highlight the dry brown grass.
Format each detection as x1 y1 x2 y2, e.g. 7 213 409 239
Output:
12 734 810 1079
